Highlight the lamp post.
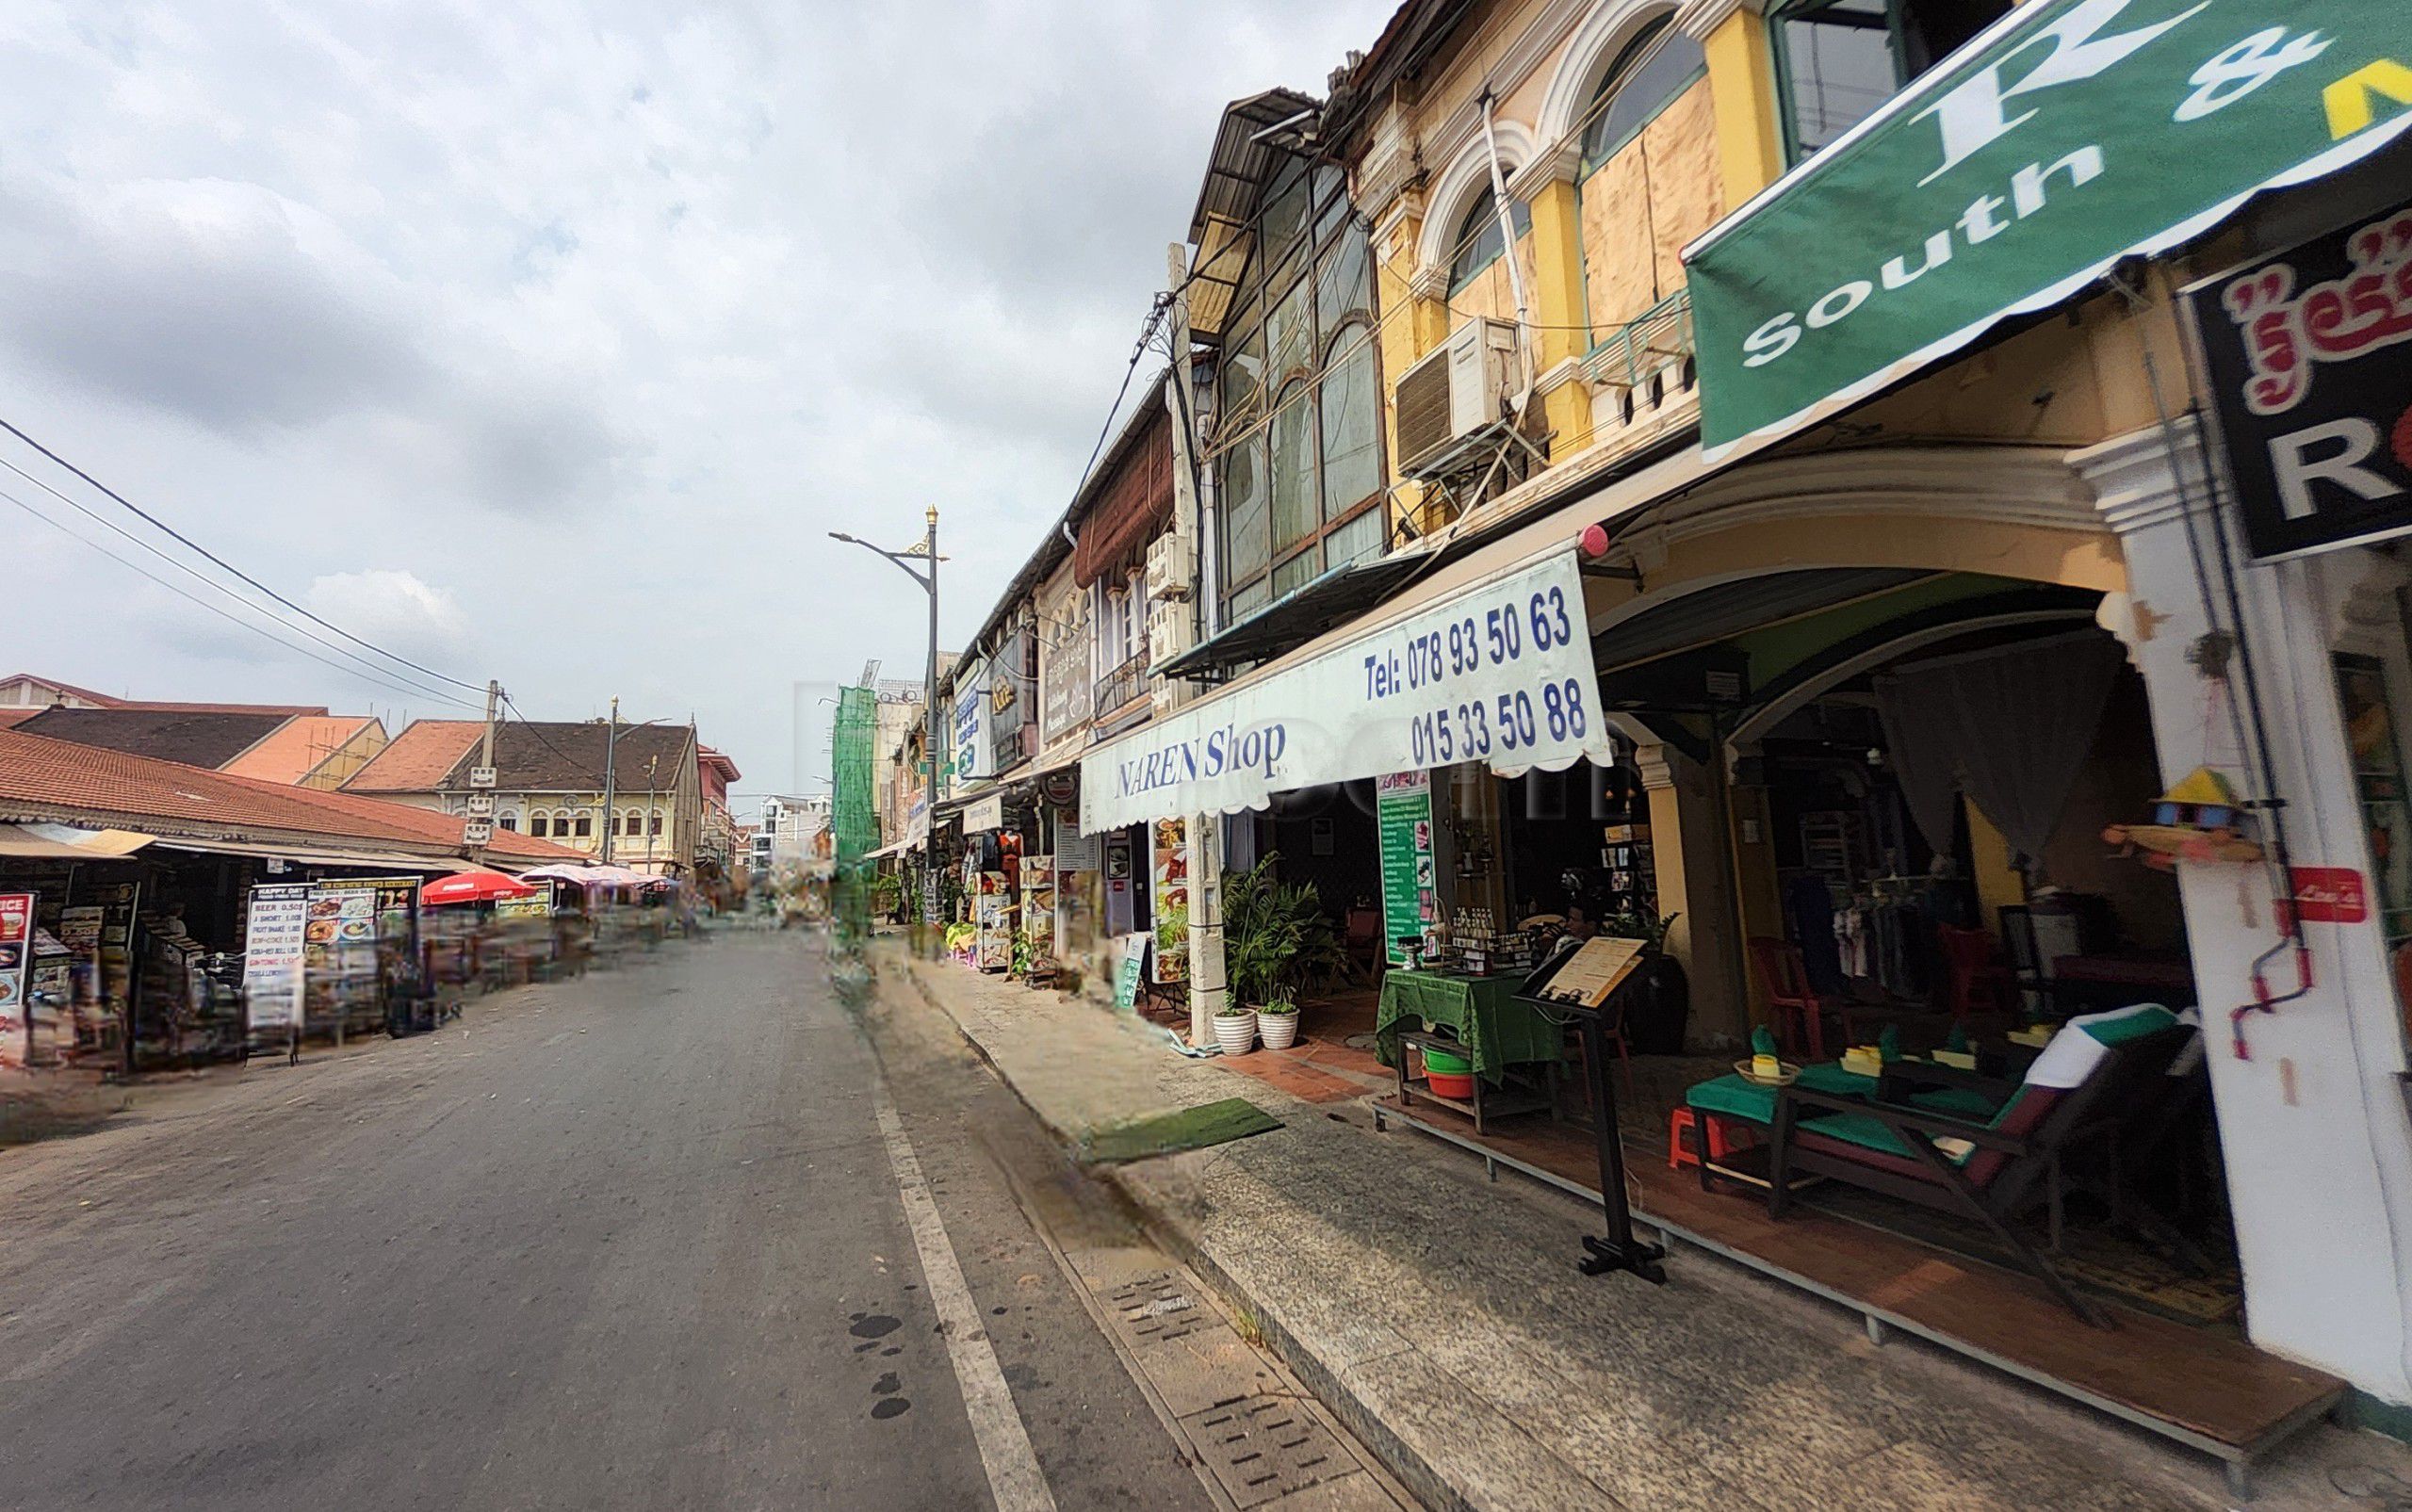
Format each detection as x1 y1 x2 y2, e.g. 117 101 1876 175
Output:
831 509 942 919
599 707 671 867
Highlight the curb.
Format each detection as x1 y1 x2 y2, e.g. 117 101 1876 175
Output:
886 948 1462 1512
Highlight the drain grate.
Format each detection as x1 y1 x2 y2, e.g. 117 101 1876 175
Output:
1104 1270 1205 1344
1179 1394 1348 1507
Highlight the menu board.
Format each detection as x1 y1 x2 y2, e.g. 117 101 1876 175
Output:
1377 772 1436 966
0 892 32 1052
973 870 1013 972
243 884 311 1030
493 880 556 920
1019 855 1055 963
1150 817 1188 984
1531 935 1649 1008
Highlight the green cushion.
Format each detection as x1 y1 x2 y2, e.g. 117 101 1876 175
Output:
1801 1111 1976 1166
1910 1086 2002 1120
2076 1002 2178 1047
1686 1074 1780 1124
1795 1062 1876 1097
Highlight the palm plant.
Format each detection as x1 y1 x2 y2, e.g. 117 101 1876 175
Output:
1221 854 1344 1007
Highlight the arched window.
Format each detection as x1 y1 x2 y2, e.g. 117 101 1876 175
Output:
650 812 664 837
1581 17 1706 167
499 814 518 833
530 814 548 837
1447 187 1532 295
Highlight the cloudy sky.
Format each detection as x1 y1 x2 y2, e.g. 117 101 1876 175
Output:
0 1 1392 812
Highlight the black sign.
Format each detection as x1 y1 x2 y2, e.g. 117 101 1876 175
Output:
2190 203 2412 562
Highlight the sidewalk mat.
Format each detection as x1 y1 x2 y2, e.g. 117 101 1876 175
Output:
1079 1097 1282 1164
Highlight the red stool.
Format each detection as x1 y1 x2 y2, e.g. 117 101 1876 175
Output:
1669 1107 1755 1169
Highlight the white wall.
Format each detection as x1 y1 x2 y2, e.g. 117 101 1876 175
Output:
2080 422 2412 1405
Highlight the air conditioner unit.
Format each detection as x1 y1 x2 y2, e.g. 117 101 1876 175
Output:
1394 317 1522 477
1144 533 1195 600
1147 600 1192 668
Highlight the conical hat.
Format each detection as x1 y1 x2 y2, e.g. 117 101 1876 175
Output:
2159 767 2239 807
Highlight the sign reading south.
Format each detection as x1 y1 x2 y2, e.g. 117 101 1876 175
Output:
2191 201 2412 561
1685 0 2412 454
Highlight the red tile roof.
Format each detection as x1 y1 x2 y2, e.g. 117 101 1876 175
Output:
220 716 383 785
0 728 581 862
344 720 484 791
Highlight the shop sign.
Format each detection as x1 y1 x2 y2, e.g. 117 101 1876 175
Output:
1375 774 1436 967
2190 201 2412 561
1150 818 1188 984
2282 865 2371 924
242 883 311 1030
494 880 555 920
0 891 32 1042
1041 610 1095 743
1080 552 1614 833
965 793 1006 833
1686 0 2412 456
953 659 992 795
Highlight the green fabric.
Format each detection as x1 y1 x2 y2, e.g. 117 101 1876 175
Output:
1377 970 1566 1084
1796 1062 1875 1098
1750 1025 1779 1058
1687 0 2410 450
2078 1002 2178 1047
1078 1097 1283 1163
1878 1025 1901 1064
1910 1086 2003 1120
1801 1112 1975 1167
1686 1074 1779 1125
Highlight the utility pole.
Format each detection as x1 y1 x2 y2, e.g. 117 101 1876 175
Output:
924 504 940 922
601 695 620 864
469 678 502 864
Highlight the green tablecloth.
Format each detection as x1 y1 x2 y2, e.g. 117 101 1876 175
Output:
1376 970 1567 1084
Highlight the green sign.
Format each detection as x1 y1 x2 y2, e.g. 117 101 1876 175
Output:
1687 0 2412 452
1115 934 1149 1011
1376 772 1435 967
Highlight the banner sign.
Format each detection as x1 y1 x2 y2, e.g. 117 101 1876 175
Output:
0 892 31 1043
964 793 1006 834
1687 0 2412 455
242 883 311 1030
1080 552 1614 832
1040 610 1095 744
494 880 556 920
1150 817 1189 984
2190 200 2412 561
952 658 991 797
1375 773 1437 967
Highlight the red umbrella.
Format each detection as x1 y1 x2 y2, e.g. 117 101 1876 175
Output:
420 870 537 906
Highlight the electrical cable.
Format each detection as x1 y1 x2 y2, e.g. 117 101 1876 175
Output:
0 414 490 695
1 484 482 711
0 452 471 709
499 693 613 789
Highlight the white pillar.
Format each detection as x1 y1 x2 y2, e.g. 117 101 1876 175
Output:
2076 418 2412 1406
1186 812 1227 1045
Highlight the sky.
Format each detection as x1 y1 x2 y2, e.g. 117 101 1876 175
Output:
0 1 1393 819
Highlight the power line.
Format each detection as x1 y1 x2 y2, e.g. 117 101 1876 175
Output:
499 693 611 788
0 484 484 711
0 415 490 695
0 452 470 709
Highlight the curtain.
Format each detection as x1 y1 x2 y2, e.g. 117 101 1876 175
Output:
1874 631 2126 863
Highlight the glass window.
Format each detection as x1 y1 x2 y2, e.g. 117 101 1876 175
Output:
575 814 593 837
1266 278 1312 387
1269 384 1316 551
1315 232 1371 338
1228 576 1270 622
530 815 548 837
1262 159 1312 269
1318 330 1381 517
500 814 517 832
1223 310 1264 420
1581 18 1707 166
652 813 665 837
1448 187 1531 294
1324 506 1387 573
1772 0 2010 161
1272 545 1323 599
1222 434 1268 588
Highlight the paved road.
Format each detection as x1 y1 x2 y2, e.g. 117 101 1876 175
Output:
0 933 1214 1511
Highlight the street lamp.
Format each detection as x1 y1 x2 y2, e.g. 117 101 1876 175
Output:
600 702 673 867
831 509 943 915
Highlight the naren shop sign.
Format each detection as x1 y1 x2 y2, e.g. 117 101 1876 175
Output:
1686 0 2412 455
1079 551 1615 834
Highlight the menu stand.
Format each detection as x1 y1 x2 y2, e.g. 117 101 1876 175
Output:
1516 938 1666 1285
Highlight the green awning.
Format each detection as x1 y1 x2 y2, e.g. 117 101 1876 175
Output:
1686 0 2412 456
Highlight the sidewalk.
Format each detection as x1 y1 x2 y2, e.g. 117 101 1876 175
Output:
882 944 2407 1511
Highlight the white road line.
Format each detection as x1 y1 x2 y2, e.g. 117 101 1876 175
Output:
871 1081 1058 1512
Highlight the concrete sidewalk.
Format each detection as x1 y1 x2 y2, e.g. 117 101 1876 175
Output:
883 944 2411 1511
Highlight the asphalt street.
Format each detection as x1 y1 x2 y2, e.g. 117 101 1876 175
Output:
0 932 1215 1511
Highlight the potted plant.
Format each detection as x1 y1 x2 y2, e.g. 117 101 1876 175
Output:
1257 995 1300 1050
1220 854 1343 1049
1214 1000 1259 1055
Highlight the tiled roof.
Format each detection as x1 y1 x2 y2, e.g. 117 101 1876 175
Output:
0 709 38 729
220 716 384 785
344 720 484 791
438 722 695 792
0 674 327 716
18 707 294 768
0 728 580 862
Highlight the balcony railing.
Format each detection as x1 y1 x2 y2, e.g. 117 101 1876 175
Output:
1094 652 1148 715
1583 287 1694 394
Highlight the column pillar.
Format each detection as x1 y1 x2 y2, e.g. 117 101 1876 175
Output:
1631 740 1748 1047
1508 147 1594 461
2074 416 2412 1407
1186 813 1226 1044
1723 740 1785 1032
1675 0 1785 209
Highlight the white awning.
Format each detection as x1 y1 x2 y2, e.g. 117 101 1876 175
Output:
1081 548 1618 833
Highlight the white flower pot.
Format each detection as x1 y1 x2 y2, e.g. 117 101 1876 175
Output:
1214 1011 1258 1056
1257 1012 1298 1050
